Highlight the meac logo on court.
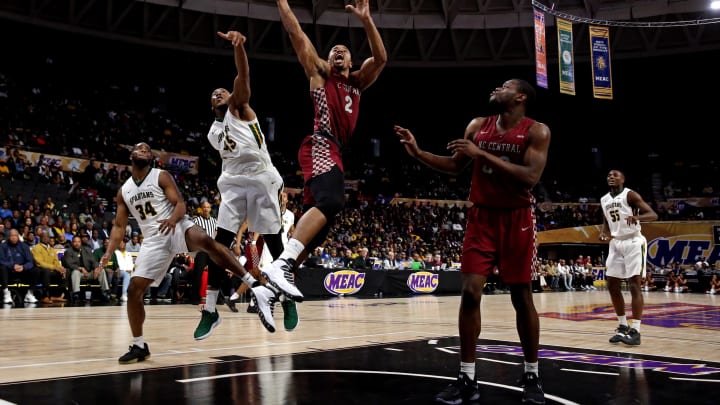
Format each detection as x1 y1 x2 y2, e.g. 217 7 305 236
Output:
324 270 366 295
407 271 439 293
647 234 720 266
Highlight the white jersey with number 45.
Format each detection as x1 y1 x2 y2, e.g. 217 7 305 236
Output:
207 109 273 175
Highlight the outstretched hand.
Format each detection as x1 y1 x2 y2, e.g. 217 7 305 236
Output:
346 0 370 20
394 125 420 157
217 31 246 47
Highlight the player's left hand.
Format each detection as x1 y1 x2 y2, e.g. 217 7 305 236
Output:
625 216 638 225
157 218 177 235
346 0 369 19
447 138 482 159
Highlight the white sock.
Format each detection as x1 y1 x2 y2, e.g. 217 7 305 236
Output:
524 361 539 376
132 336 145 348
279 239 305 262
630 319 641 332
617 315 628 326
242 273 256 286
460 362 475 380
205 289 219 312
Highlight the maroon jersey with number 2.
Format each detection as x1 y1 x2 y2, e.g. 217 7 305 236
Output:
297 69 362 204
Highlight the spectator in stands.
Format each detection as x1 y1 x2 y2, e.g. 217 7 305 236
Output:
342 248 355 268
79 209 94 228
126 232 141 252
89 229 102 250
0 200 12 220
382 251 399 270
52 234 67 249
351 247 373 270
410 252 426 270
62 235 110 303
109 237 134 302
422 252 434 269
325 247 342 269
430 253 444 270
168 252 192 303
583 263 597 290
557 259 573 291
0 229 42 304
30 230 67 302
664 270 679 292
641 268 656 292
544 259 559 290
674 272 689 293
707 274 720 294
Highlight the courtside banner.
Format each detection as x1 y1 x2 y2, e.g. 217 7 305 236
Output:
534 8 548 89
589 25 613 99
557 18 576 95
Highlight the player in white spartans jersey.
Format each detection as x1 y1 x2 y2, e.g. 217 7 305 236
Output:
599 169 658 346
196 30 302 341
280 191 296 247
101 143 273 365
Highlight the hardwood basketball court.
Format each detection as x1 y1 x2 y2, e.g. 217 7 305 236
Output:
1 289 718 404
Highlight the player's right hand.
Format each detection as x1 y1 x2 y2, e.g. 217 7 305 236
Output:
394 125 420 157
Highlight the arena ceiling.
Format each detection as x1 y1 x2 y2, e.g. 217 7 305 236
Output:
1 0 719 67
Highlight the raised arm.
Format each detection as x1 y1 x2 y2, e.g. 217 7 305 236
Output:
217 31 252 109
276 0 328 82
347 0 387 90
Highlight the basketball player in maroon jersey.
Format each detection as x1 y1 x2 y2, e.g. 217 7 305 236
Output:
395 79 550 404
263 1 387 286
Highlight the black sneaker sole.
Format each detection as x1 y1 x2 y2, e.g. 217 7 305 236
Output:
256 309 276 333
118 354 150 364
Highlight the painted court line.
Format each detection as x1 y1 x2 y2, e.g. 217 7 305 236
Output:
176 369 579 405
560 368 619 376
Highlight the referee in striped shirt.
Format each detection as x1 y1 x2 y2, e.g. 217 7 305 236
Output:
191 201 218 305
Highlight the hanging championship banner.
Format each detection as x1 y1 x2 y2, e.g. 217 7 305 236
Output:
533 8 548 89
557 18 575 95
589 25 613 99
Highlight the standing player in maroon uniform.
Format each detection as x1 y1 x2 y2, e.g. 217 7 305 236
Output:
395 79 551 404
263 0 386 286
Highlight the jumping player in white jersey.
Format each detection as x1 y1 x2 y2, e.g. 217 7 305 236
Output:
599 169 658 346
101 143 270 364
195 30 302 339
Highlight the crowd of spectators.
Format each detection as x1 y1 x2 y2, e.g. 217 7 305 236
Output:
3 37 720 304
